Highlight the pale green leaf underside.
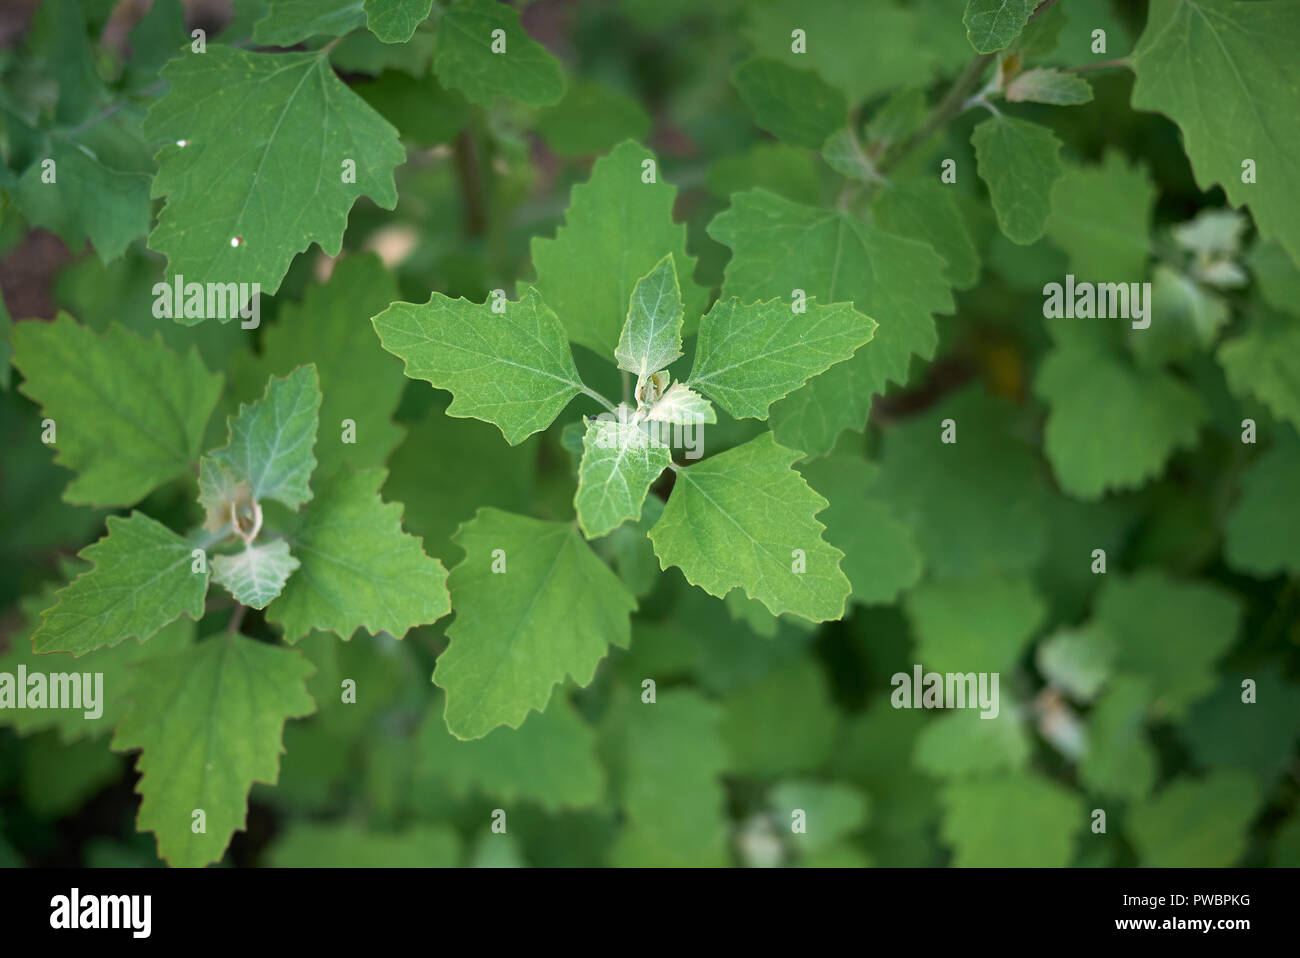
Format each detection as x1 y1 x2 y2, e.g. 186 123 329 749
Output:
533 140 704 357
207 364 322 512
688 297 876 420
12 314 222 508
432 0 564 107
145 45 403 293
574 417 672 539
234 253 405 479
211 540 301 610
111 634 316 867
435 508 636 740
1132 0 1300 265
971 115 1063 245
32 512 208 656
649 433 850 622
614 254 684 381
266 468 450 642
1005 68 1094 105
645 382 716 425
963 0 1036 53
372 286 583 445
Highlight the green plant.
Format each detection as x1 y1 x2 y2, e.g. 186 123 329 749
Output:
1 0 1298 869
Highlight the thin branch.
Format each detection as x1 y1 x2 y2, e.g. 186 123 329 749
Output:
580 385 619 414
880 52 995 174
1063 57 1133 73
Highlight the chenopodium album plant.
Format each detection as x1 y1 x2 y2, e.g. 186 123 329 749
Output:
374 202 873 737
10 319 450 866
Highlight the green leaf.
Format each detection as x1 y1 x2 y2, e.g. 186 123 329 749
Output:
383 404 538 564
769 781 869 853
432 0 564 107
971 115 1063 245
1224 429 1300 576
872 180 981 290
232 254 405 479
740 0 970 105
373 286 585 445
12 138 151 263
870 387 1051 580
574 417 671 540
111 634 316 867
649 433 850 622
145 45 403 293
708 189 952 456
364 0 432 43
1035 624 1115 702
963 0 1036 53
211 540 300 610
1182 667 1300 789
720 658 837 776
940 774 1082 866
644 383 716 426
204 365 322 515
1128 771 1259 867
536 81 651 157
915 708 1032 779
1005 67 1094 105
1090 572 1241 717
1035 340 1206 499
1044 151 1156 282
1248 240 1300 316
1078 676 1157 800
614 254 684 381
253 0 364 45
434 508 636 739
687 298 875 421
267 823 458 867
797 451 922 606
532 141 705 357
265 468 450 641
32 513 207 656
355 69 468 146
1218 309 1300 431
0 584 193 741
12 314 222 508
606 689 728 866
904 575 1046 674
1132 0 1300 264
416 691 604 811
731 58 847 149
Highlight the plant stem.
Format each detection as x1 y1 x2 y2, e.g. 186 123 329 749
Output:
228 605 247 635
881 52 995 174
1063 57 1133 73
580 385 618 414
